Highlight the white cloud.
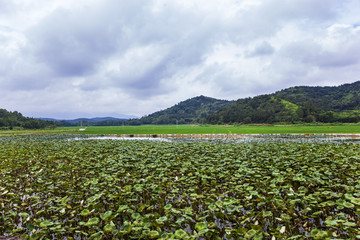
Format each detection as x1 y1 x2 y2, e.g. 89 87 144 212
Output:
0 0 359 118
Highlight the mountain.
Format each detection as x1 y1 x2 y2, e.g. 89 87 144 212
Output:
0 109 55 129
40 117 128 123
131 95 235 125
38 117 130 126
274 81 360 112
206 81 360 124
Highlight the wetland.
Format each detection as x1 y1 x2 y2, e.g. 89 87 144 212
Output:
0 135 359 239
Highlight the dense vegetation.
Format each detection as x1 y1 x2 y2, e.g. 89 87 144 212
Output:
207 81 360 124
45 117 129 127
0 109 55 130
128 96 234 125
0 136 359 239
109 81 359 125
3 81 359 128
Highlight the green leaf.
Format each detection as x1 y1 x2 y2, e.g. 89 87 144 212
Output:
85 217 99 226
103 221 116 233
149 230 159 238
175 229 188 238
164 203 172 211
89 231 103 240
40 221 54 228
81 209 90 217
195 222 208 231
245 229 257 238
100 211 112 221
19 212 29 218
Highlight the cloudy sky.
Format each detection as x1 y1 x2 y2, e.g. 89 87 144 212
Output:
1 0 360 119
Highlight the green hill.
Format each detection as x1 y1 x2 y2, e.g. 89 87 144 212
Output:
206 81 360 124
0 109 55 130
274 81 360 112
133 95 235 124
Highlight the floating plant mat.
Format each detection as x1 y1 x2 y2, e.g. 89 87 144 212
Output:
0 135 360 239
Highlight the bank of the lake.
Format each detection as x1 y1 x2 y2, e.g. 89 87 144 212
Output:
1 123 359 136
58 123 360 135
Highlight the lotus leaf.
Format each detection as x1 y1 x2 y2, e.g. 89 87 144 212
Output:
343 201 355 208
195 222 208 231
342 221 356 227
176 217 185 224
81 209 91 216
89 231 103 240
19 212 29 218
245 229 257 238
310 229 328 239
208 222 217 228
351 198 360 205
156 216 167 224
103 221 116 233
38 221 54 229
164 203 172 210
175 229 188 238
117 205 128 212
100 211 112 221
149 230 159 238
85 217 99 226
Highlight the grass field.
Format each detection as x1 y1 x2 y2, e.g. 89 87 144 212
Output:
0 124 359 136
57 124 360 135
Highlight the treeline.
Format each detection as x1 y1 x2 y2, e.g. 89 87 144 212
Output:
208 81 360 124
128 95 234 125
130 81 360 125
206 95 360 124
206 81 360 124
0 109 55 130
55 119 130 127
13 81 359 128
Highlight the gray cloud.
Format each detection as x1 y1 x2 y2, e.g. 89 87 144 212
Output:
0 0 360 118
246 41 275 57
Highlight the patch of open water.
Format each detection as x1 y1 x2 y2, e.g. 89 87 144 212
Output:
68 134 360 144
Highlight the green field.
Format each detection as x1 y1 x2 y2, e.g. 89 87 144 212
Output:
59 124 360 135
0 124 359 136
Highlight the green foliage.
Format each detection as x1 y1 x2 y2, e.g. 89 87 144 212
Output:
132 95 234 125
0 108 55 130
207 81 360 124
0 135 360 239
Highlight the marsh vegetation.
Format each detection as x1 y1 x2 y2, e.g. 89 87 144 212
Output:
0 135 359 239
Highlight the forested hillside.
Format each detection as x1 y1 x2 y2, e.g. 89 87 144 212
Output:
0 109 55 129
130 96 234 125
206 81 360 124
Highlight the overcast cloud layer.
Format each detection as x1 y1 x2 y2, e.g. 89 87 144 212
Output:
1 0 360 119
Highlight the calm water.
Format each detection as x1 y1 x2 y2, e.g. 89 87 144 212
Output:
69 134 360 144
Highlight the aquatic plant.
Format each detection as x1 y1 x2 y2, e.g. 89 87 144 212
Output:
0 135 359 239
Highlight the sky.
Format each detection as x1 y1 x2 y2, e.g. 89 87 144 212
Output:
1 0 360 119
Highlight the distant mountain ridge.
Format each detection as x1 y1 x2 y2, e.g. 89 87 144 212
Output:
3 81 360 128
206 81 360 124
131 95 235 125
37 117 131 126
39 117 128 123
129 81 360 125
